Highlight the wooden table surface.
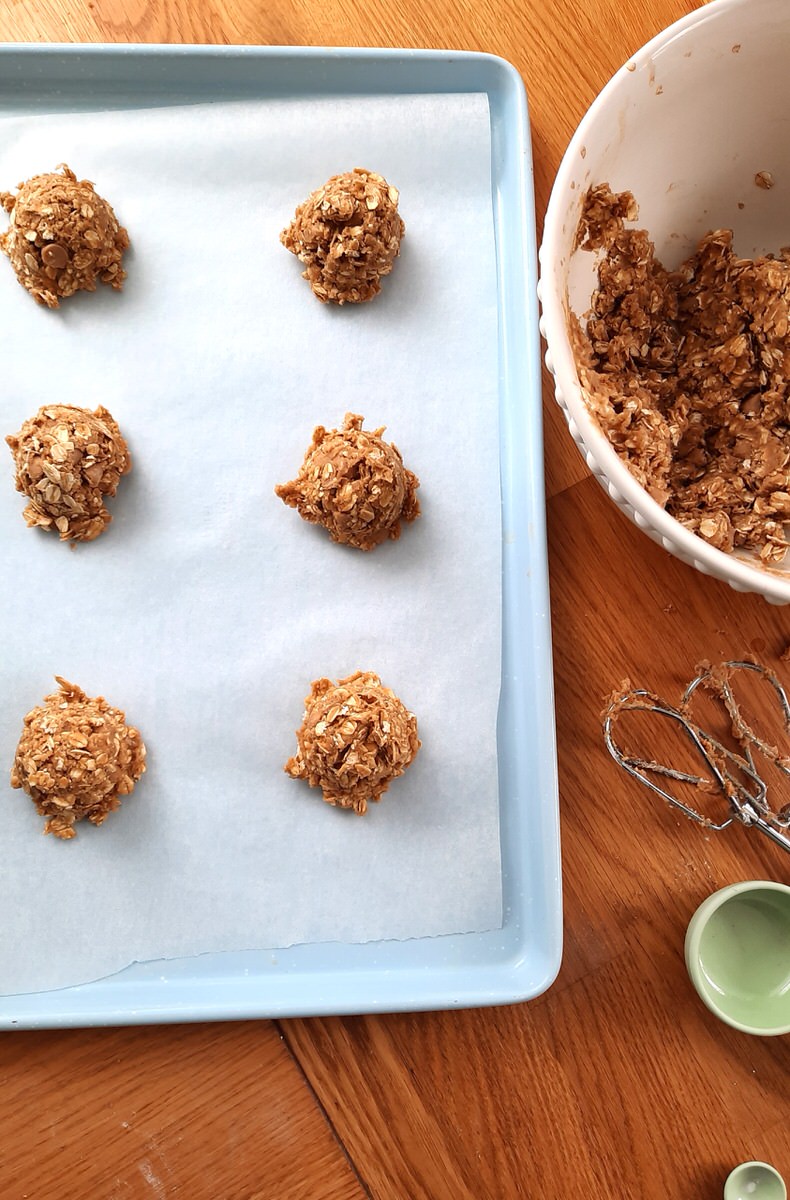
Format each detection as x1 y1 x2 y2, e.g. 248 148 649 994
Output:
2 2 789 1198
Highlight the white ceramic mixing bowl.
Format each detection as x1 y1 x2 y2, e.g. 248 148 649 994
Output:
539 0 790 603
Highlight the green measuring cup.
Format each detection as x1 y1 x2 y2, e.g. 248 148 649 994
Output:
685 881 790 1036
723 1161 787 1200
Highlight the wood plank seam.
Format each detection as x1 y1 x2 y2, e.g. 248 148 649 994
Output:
276 1019 376 1200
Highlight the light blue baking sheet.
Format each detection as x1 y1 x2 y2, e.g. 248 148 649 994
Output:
0 44 560 1028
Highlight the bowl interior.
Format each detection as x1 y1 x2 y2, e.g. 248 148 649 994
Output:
563 0 790 308
695 887 790 1032
543 0 790 595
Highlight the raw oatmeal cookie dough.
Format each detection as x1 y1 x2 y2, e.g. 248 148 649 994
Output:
280 168 404 304
6 403 131 542
11 677 146 839
275 412 420 551
285 671 420 814
574 183 790 563
0 164 128 308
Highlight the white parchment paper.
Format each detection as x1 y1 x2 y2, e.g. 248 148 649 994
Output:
0 94 501 995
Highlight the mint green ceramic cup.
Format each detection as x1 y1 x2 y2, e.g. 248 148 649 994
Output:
685 881 790 1036
723 1161 786 1200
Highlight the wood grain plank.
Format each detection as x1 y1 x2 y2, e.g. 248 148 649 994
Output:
0 1022 367 1200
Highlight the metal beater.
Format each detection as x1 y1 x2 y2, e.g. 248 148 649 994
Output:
603 659 790 854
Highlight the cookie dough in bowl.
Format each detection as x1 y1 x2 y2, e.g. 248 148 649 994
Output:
285 671 420 814
539 0 790 603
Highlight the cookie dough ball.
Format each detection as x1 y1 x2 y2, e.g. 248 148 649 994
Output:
275 412 420 551
6 404 131 542
11 678 146 839
280 168 404 304
285 671 420 814
0 164 128 308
